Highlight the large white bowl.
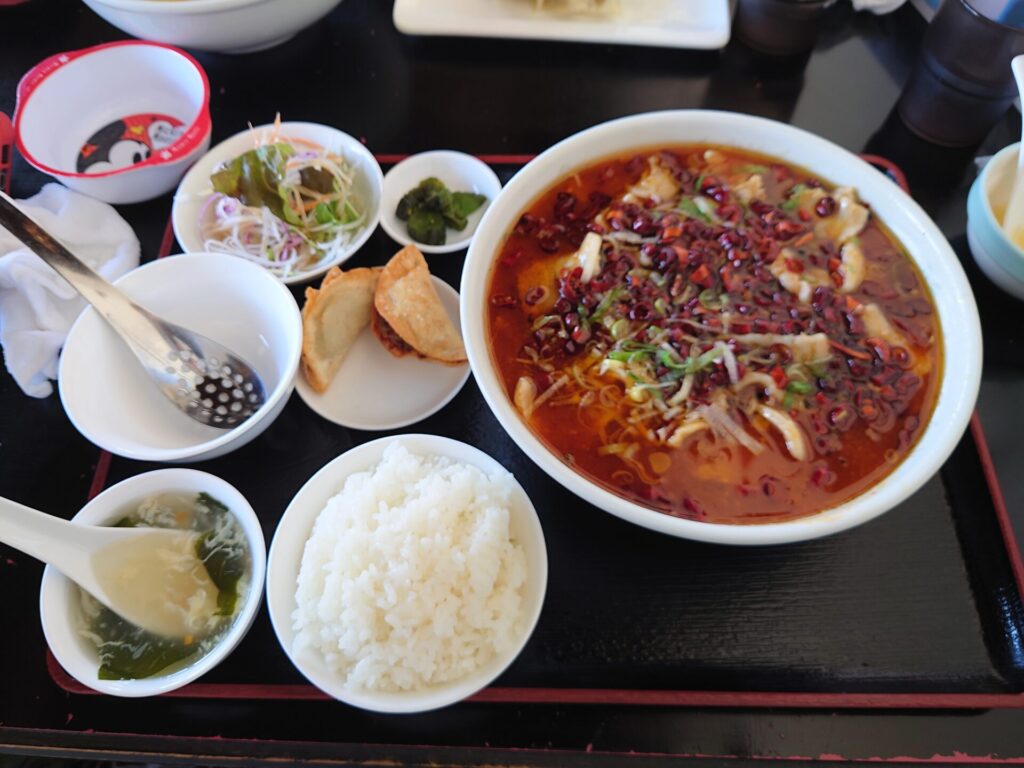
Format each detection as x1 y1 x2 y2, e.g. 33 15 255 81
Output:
81 0 345 55
173 121 383 285
266 434 548 713
58 252 302 463
15 41 211 204
40 468 267 697
461 110 982 546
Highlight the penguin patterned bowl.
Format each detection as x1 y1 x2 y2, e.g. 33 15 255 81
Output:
14 41 211 204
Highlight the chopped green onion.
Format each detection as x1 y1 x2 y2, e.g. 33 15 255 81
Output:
780 183 808 212
654 297 669 315
783 392 795 410
695 174 706 192
591 286 625 322
787 380 813 394
698 288 721 309
677 197 712 223
532 314 559 331
610 318 631 340
740 164 770 174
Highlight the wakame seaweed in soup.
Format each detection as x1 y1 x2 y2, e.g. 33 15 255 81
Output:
77 492 250 680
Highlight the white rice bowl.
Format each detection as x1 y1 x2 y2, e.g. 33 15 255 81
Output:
291 442 527 692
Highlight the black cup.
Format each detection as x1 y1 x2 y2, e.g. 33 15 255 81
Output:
733 0 838 56
897 0 1024 147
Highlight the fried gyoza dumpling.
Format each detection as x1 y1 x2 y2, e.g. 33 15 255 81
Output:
374 245 467 365
301 266 381 392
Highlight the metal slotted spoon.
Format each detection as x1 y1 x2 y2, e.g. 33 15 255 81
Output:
0 191 266 429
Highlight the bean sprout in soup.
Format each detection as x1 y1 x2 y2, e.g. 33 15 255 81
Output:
486 146 941 524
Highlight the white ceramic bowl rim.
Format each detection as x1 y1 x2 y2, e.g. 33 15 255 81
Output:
14 41 211 180
58 252 302 462
84 0 275 11
39 468 267 697
462 109 983 546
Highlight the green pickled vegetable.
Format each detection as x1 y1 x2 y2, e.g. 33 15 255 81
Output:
395 177 489 245
407 210 447 245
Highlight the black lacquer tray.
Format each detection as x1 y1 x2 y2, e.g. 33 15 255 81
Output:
44 156 1024 710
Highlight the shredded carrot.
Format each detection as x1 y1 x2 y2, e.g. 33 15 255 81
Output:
792 232 814 248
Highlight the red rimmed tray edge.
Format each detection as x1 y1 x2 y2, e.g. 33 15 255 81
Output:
48 153 1024 709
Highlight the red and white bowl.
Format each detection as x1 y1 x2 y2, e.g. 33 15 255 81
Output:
15 41 211 205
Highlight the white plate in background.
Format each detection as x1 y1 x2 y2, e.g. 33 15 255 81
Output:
393 0 730 50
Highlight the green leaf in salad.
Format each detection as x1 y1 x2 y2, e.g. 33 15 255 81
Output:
299 166 336 195
210 143 296 223
313 202 338 225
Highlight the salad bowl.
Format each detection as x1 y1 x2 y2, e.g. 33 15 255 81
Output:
173 121 382 285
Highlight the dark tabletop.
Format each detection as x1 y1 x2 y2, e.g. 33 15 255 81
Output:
2 0 1024 765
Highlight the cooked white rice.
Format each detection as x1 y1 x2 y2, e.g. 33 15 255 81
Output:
292 441 528 692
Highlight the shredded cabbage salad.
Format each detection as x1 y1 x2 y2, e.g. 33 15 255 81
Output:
199 121 366 279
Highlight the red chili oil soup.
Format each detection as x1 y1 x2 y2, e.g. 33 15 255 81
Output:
486 145 942 524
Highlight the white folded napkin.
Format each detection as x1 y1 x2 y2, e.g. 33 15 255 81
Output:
0 184 140 398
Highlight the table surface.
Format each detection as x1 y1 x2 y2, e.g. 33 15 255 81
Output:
2 0 1024 765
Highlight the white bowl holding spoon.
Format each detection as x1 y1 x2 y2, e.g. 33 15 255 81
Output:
380 151 501 254
39 468 266 698
173 121 383 285
80 0 344 55
14 41 211 204
59 252 302 463
266 434 548 713
294 277 470 430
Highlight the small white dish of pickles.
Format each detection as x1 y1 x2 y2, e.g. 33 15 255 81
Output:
379 150 501 254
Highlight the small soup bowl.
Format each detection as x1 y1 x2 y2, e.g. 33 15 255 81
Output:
40 468 267 697
966 142 1024 301
461 110 982 546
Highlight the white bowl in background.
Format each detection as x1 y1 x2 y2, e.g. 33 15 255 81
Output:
379 150 502 254
966 142 1024 301
81 0 345 54
173 121 383 285
58 252 302 463
266 434 548 713
15 41 211 204
40 468 266 697
461 109 982 546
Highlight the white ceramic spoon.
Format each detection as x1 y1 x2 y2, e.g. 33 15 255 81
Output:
0 495 218 637
1001 55 1024 246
